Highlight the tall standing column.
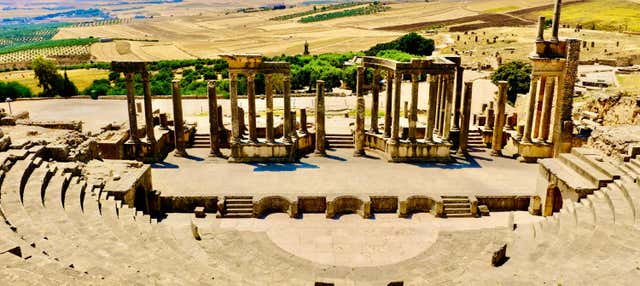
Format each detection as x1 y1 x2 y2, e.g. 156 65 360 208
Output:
354 66 366 156
408 73 419 143
434 75 443 136
551 0 562 43
491 81 508 156
247 73 257 143
141 70 156 148
265 74 275 143
425 74 438 143
539 77 555 142
171 80 187 157
533 76 547 139
452 67 464 131
522 76 539 143
443 73 454 141
124 72 139 144
553 38 580 156
283 76 292 144
457 81 473 154
207 80 221 157
438 75 447 137
229 73 241 144
370 69 380 133
384 72 393 138
391 71 402 144
314 80 326 156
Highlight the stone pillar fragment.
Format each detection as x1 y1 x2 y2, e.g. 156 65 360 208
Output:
457 81 473 154
539 77 555 142
522 76 539 143
171 80 187 157
425 74 438 143
283 76 292 144
141 71 156 149
265 74 275 143
434 75 443 136
299 108 307 135
247 73 257 143
354 66 366 156
536 16 546 42
124 72 139 144
408 73 419 143
533 76 546 139
553 39 580 156
207 80 222 157
229 73 241 144
384 72 393 138
491 81 508 156
551 0 562 43
370 70 380 133
314 80 326 156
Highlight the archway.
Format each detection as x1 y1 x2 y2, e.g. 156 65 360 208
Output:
543 184 563 216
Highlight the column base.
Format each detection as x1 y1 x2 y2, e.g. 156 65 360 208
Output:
313 150 327 157
208 149 223 157
490 150 502 157
174 150 188 157
353 150 366 157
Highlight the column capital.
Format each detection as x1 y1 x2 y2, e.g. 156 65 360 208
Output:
229 73 238 81
246 73 256 81
208 80 216 88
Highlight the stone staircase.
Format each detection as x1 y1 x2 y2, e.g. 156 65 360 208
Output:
190 133 210 148
326 133 354 149
217 195 254 218
467 129 485 149
442 195 473 218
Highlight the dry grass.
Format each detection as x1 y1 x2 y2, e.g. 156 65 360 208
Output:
615 74 640 94
0 69 109 94
526 0 640 32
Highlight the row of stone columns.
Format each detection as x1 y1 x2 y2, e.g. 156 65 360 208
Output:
227 73 292 145
353 67 462 152
123 70 158 157
522 74 559 144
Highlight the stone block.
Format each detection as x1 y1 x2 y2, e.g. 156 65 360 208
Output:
190 220 201 241
194 206 206 218
479 205 490 216
491 244 508 266
0 116 15 126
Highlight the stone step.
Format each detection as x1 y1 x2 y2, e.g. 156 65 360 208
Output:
442 195 469 199
445 213 473 218
225 198 252 204
225 203 252 208
442 198 469 204
225 195 252 200
226 207 253 213
558 153 612 187
220 213 253 218
443 203 471 208
571 148 622 179
539 159 598 191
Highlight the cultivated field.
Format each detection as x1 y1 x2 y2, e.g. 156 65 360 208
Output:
0 69 109 94
53 0 561 61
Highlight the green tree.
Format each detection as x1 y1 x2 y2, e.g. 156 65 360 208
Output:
32 56 60 97
0 81 32 100
365 32 434 56
60 70 78 97
491 60 532 103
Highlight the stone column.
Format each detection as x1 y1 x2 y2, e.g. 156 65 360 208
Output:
452 67 464 131
483 101 494 132
265 74 275 143
300 108 307 134
141 71 156 147
246 73 257 143
408 73 419 143
124 72 139 144
425 74 438 143
457 81 473 154
434 75 443 136
314 80 326 156
283 76 292 144
171 80 187 157
536 16 546 42
229 73 241 144
354 66 366 156
384 71 393 138
522 76 539 143
370 69 380 133
551 0 562 43
207 80 221 157
539 77 555 142
553 39 580 156
391 71 402 144
290 110 297 139
491 81 508 156
533 76 546 140
443 73 454 141
438 75 447 137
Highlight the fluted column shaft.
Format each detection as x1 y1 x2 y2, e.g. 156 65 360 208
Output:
533 76 547 139
425 74 438 143
246 73 257 143
384 72 393 138
370 69 380 133
265 74 275 143
391 72 402 144
283 76 292 143
409 73 419 143
354 66 366 156
539 77 555 142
